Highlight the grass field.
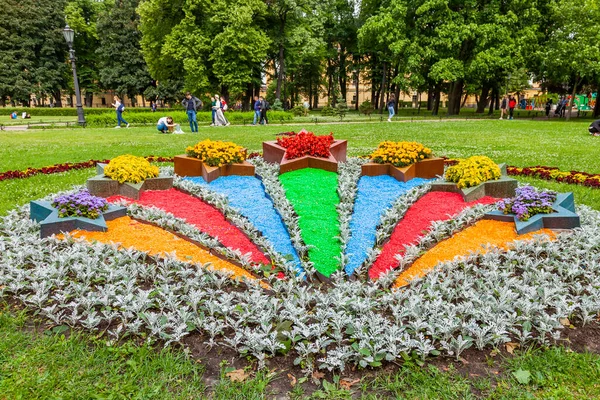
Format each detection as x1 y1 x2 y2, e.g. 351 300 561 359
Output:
1 119 600 398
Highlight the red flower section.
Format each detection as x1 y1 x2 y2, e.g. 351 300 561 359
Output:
108 188 269 266
369 192 498 280
0 156 174 182
276 130 334 159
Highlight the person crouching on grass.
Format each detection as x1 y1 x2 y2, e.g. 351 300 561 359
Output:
157 116 175 133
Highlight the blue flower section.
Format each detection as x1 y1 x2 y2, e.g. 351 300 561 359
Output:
344 176 430 275
184 176 302 272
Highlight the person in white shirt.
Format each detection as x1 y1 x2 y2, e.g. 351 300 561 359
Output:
111 96 129 128
157 116 174 133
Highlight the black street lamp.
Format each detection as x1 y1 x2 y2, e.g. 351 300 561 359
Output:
63 24 86 126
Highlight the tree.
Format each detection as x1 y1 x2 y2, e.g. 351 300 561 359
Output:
65 0 108 107
0 0 68 106
97 0 152 105
533 0 600 119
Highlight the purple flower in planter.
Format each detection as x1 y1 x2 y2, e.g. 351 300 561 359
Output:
52 190 108 219
497 185 557 221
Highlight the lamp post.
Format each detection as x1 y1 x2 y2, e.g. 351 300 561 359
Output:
63 25 86 126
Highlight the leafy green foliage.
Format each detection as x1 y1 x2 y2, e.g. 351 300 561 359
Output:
96 0 152 103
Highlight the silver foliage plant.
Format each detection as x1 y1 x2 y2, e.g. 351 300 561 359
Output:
250 157 315 277
2 193 600 372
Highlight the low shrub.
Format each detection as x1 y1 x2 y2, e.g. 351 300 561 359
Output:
370 141 433 167
185 139 247 167
104 155 159 184
445 156 501 188
84 111 293 127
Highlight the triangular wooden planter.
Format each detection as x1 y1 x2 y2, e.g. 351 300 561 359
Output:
173 155 255 183
86 163 173 200
360 157 445 182
262 140 347 174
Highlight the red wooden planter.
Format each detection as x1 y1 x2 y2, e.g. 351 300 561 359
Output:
262 140 347 174
361 157 445 182
173 155 255 183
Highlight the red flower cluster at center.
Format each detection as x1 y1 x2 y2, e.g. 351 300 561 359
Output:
276 130 334 160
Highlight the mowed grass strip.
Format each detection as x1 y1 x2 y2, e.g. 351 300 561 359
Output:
279 168 342 277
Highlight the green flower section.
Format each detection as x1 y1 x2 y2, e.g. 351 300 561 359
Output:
279 168 341 277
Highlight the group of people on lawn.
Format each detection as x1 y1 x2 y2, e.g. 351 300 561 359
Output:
112 92 270 133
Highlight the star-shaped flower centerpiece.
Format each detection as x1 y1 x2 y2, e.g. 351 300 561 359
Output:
87 155 172 199
30 190 126 238
484 186 580 234
430 156 518 202
361 141 444 182
263 130 347 174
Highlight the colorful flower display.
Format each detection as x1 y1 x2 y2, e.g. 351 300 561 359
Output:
51 190 108 219
507 165 600 188
444 156 501 188
497 185 557 221
276 130 334 159
370 141 432 167
103 155 160 184
185 139 246 167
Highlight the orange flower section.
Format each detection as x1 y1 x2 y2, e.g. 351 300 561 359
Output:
68 216 266 287
393 220 555 288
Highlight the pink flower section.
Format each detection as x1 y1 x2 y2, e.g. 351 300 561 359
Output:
369 192 498 280
108 188 269 265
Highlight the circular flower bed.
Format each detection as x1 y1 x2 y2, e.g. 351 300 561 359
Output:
444 155 501 188
370 141 432 167
497 185 557 221
185 139 246 167
52 190 108 219
104 155 160 184
276 130 334 159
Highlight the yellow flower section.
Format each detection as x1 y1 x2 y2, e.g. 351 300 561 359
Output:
67 216 266 288
393 220 555 288
371 141 433 167
185 139 247 167
444 156 501 189
104 155 160 184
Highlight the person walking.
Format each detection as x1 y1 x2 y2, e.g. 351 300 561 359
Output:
112 96 129 128
252 95 261 125
545 99 552 117
259 96 269 125
499 96 508 120
213 95 229 126
387 94 396 122
182 92 201 133
508 96 517 120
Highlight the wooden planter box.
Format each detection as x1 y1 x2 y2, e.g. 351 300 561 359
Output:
30 200 127 238
87 163 173 200
173 155 255 183
262 140 347 174
483 192 580 234
361 157 445 182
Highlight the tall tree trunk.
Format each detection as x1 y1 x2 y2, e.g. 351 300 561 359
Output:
394 85 401 112
432 83 441 116
461 91 469 108
488 86 498 115
338 46 347 101
354 56 360 110
476 84 490 113
85 92 93 108
53 90 63 107
371 77 377 109
378 61 387 113
427 84 434 110
276 39 285 100
594 88 600 118
447 80 464 115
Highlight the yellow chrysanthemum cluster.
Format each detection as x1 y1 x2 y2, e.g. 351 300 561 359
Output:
185 139 246 167
104 155 160 184
371 141 433 167
444 156 501 189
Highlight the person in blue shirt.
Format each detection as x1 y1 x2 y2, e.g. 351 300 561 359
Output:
252 96 261 125
182 92 201 133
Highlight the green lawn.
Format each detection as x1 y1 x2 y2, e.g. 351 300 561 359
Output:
1 119 600 398
1 119 598 214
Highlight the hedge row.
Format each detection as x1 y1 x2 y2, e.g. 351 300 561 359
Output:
1 107 174 117
85 111 294 127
